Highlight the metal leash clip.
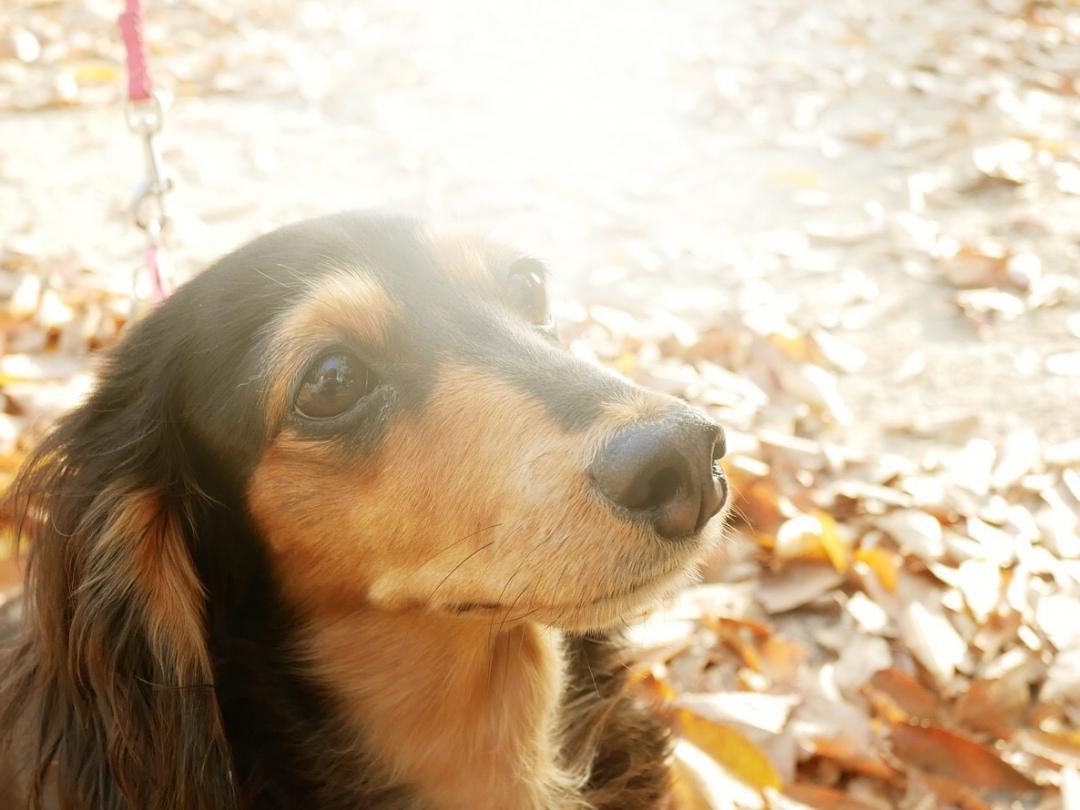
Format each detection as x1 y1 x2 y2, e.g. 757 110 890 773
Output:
126 93 172 246
124 92 173 304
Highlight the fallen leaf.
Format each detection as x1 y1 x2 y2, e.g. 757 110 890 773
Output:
898 599 967 687
954 674 1030 739
678 692 799 735
671 743 728 810
878 509 945 560
834 633 892 699
806 736 898 784
854 547 899 593
866 668 939 722
757 564 845 614
890 722 1037 795
954 560 1002 623
678 709 782 794
672 739 738 810
1035 593 1080 650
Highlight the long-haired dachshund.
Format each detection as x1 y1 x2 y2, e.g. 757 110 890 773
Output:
0 212 727 809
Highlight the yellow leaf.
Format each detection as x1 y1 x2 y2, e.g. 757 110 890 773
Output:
855 547 898 592
815 511 851 573
71 60 121 86
774 511 851 572
677 709 782 793
768 331 813 362
670 754 718 810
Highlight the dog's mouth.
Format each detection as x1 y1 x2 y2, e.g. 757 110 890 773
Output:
445 560 694 620
443 504 726 628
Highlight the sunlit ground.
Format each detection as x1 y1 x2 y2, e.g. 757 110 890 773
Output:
2 0 1080 806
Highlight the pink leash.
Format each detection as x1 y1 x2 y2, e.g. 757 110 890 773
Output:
118 0 153 103
118 0 173 304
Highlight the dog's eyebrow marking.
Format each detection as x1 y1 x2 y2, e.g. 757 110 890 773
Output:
426 233 500 291
263 267 399 428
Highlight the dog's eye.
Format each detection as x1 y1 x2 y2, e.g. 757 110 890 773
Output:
295 353 374 419
505 260 551 326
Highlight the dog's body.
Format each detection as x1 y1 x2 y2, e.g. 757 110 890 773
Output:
0 213 726 809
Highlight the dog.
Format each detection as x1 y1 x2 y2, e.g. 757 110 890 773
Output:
0 212 727 809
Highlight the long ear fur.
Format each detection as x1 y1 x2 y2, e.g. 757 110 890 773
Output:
0 392 236 809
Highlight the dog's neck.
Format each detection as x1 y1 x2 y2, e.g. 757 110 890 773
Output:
304 606 579 810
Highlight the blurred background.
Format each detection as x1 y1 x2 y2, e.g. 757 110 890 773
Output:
2 0 1080 807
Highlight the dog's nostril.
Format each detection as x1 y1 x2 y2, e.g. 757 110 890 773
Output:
590 415 727 539
631 466 681 512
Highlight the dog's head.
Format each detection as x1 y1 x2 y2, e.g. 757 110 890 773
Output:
233 214 726 630
6 212 726 807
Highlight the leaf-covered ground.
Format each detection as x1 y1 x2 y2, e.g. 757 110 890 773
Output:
2 1 1080 807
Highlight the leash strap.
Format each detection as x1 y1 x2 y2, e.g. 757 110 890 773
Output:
118 0 153 102
118 0 173 304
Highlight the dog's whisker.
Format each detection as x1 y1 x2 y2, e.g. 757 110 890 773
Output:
421 522 502 566
426 540 496 603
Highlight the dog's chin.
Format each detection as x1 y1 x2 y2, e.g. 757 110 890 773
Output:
538 565 699 632
434 566 696 632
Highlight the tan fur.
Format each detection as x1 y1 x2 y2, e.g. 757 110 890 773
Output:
86 487 210 679
263 270 399 427
307 608 579 810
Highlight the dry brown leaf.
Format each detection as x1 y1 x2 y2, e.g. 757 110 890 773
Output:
954 674 1030 739
890 722 1037 796
866 668 939 723
807 736 899 784
756 635 810 686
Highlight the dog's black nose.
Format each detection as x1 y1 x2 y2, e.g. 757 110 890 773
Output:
589 414 726 539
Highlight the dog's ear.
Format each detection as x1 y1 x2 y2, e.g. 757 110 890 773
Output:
3 398 237 809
